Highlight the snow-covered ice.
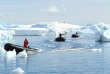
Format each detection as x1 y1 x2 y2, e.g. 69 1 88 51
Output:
5 49 16 58
0 30 15 46
9 21 82 36
90 22 110 41
16 50 28 58
12 68 24 74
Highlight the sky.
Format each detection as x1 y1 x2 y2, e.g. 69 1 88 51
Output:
0 0 110 25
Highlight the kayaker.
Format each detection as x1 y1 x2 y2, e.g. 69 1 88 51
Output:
55 33 65 42
59 33 62 38
76 32 77 36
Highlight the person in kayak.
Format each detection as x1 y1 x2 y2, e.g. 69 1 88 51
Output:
76 32 77 36
59 33 62 38
55 33 65 42
24 38 29 48
71 32 79 38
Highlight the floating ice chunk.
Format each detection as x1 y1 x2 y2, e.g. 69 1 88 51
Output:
16 50 28 58
88 48 102 52
90 23 110 41
0 47 5 55
37 49 45 52
0 30 15 47
90 45 94 47
12 68 24 74
5 49 16 58
5 49 16 62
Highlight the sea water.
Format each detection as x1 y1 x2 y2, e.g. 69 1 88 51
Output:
1 33 110 74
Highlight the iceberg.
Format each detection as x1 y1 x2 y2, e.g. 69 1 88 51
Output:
0 22 18 29
0 22 15 43
12 68 24 74
9 22 82 36
5 49 28 62
90 22 110 41
76 28 94 34
16 50 28 58
0 47 5 56
0 21 83 36
5 49 16 58
45 22 82 36
0 23 15 57
11 27 47 36
0 30 15 46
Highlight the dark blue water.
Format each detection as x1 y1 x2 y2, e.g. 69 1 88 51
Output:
1 34 110 74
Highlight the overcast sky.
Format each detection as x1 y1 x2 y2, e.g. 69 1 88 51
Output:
0 0 110 25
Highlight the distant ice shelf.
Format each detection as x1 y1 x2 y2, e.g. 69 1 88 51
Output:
9 22 82 36
11 28 48 36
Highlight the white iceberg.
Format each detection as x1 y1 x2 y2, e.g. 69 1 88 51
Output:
90 22 110 41
45 22 82 36
5 49 16 58
0 22 19 29
12 68 24 74
12 27 47 36
16 50 28 58
0 47 5 56
0 30 15 47
5 49 16 62
9 21 82 36
5 49 28 62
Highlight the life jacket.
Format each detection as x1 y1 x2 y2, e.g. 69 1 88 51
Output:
24 40 28 48
76 32 77 36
